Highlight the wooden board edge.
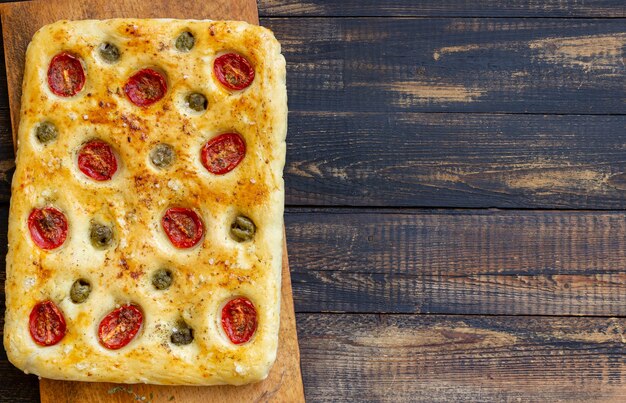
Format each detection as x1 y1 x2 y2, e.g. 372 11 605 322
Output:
278 231 305 401
0 8 21 151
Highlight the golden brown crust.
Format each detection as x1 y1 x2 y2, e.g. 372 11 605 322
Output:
4 19 286 385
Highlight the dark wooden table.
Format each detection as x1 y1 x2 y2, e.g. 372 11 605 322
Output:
1 1 626 401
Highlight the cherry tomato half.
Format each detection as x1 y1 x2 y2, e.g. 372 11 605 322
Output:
221 297 258 344
214 53 255 91
98 304 143 350
28 207 68 250
29 300 66 346
162 207 204 249
201 133 245 175
47 52 85 97
124 68 167 107
77 140 118 181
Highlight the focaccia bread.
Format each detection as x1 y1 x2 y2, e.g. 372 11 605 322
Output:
4 19 287 385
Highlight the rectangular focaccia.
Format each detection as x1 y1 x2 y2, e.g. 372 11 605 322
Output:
4 19 287 385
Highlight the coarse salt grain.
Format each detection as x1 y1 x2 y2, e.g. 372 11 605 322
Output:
23 277 35 290
235 363 245 375
168 179 181 191
75 362 88 370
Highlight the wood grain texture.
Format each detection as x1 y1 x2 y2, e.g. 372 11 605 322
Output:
260 0 626 17
0 0 303 401
0 1 624 402
286 209 626 315
3 113 626 209
6 313 626 402
263 17 626 114
284 113 626 208
298 314 626 402
1 208 626 317
0 17 624 117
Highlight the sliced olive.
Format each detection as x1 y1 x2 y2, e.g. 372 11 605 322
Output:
98 42 120 63
70 279 91 303
36 121 58 144
90 222 113 249
175 31 195 52
150 144 175 169
230 215 256 242
170 320 194 345
152 268 173 290
185 93 207 112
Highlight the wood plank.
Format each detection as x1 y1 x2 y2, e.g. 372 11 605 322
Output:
0 35 13 202
286 209 626 315
2 313 626 402
9 111 626 210
297 314 626 402
263 18 626 114
1 208 626 316
260 0 626 18
3 113 626 209
0 17 624 116
285 112 626 208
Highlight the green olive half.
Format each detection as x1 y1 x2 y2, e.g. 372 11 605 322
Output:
70 279 91 304
152 268 173 290
185 93 207 112
175 31 195 52
150 143 175 169
230 215 256 242
98 42 120 63
170 320 194 345
90 223 114 249
36 121 58 144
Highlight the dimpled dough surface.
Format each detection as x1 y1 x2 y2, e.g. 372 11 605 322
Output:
3 19 287 385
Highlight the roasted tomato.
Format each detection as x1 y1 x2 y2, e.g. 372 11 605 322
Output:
29 300 66 346
221 297 258 344
201 133 245 175
98 305 143 350
77 140 118 181
214 53 254 90
28 207 68 250
162 208 204 248
47 52 85 97
124 68 167 107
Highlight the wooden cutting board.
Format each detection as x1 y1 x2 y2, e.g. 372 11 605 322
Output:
0 0 304 402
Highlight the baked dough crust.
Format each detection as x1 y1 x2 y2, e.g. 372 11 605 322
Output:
4 19 287 385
